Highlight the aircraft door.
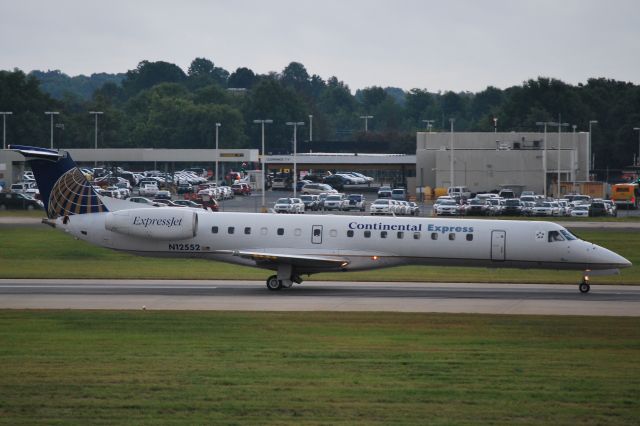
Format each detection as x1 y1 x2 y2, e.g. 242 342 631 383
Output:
311 225 323 244
491 230 506 261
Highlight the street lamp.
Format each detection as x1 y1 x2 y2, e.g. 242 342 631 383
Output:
215 122 221 185
422 119 434 132
359 115 373 132
536 121 551 197
0 112 12 150
89 111 103 167
286 121 304 197
548 118 569 198
308 115 313 142
588 120 598 179
493 117 498 133
634 128 640 166
449 118 455 188
253 119 273 212
45 111 59 149
572 124 577 190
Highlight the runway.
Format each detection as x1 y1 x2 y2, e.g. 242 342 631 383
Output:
1 279 639 316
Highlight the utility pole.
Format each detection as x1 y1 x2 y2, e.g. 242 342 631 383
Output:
286 121 304 197
253 119 273 212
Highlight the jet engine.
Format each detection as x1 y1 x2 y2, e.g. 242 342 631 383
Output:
105 208 198 240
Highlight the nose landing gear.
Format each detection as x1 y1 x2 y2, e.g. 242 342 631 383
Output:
579 275 590 293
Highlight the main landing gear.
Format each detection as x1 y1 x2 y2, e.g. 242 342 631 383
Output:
579 275 590 293
265 264 303 291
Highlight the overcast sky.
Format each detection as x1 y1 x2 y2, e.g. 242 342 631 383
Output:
2 0 639 93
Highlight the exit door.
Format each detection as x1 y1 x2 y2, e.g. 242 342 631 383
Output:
311 225 323 244
491 230 506 261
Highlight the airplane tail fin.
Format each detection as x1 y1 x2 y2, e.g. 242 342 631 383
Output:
10 145 108 219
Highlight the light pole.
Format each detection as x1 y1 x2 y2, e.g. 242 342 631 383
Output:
634 128 640 166
253 119 273 212
0 112 12 149
536 121 551 197
308 115 313 142
215 122 221 185
549 118 569 198
493 117 498 133
45 111 59 149
89 111 103 167
286 121 304 197
360 115 373 132
588 120 598 180
449 118 455 188
422 119 434 132
572 124 577 190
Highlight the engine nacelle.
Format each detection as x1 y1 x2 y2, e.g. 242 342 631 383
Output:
105 208 198 240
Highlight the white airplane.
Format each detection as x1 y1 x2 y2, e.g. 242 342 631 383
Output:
12 145 631 293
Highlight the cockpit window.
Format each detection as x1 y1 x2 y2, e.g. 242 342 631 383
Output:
560 229 577 241
548 230 565 242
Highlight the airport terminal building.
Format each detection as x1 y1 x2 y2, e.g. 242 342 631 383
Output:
416 131 590 195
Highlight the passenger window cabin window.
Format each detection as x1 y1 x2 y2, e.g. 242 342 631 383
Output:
413 232 421 240
228 226 235 234
330 229 337 237
449 233 455 241
295 228 302 237
466 234 473 241
380 231 387 238
431 233 438 240
347 230 354 237
277 228 284 236
397 231 404 239
364 230 371 238
212 226 219 234
260 227 268 236
548 230 564 242
244 227 251 235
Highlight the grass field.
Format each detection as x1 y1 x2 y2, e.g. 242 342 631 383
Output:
0 226 637 284
0 311 638 425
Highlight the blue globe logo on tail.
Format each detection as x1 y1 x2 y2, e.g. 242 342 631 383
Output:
9 145 107 219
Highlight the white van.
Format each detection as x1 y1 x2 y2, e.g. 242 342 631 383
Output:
447 186 471 199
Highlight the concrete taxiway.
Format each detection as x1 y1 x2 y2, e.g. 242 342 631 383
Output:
0 279 639 316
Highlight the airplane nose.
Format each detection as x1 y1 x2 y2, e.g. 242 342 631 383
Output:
593 244 632 269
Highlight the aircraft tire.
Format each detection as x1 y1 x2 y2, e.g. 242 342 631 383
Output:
579 282 590 293
266 275 282 291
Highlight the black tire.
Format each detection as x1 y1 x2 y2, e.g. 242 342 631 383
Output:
266 275 282 291
579 282 590 293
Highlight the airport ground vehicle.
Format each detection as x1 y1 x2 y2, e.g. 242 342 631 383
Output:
611 183 638 209
0 192 44 210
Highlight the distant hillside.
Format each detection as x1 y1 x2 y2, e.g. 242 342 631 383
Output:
29 70 125 100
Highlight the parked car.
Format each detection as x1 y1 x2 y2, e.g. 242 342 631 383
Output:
231 183 252 195
301 183 337 195
172 200 204 208
369 199 396 215
0 193 44 211
448 186 471 200
589 201 608 217
139 183 159 197
532 201 559 216
391 188 407 200
152 199 185 207
502 198 523 216
570 205 590 217
434 200 461 216
299 194 320 211
154 190 172 200
271 177 290 190
176 182 194 194
322 175 348 191
323 193 348 211
343 194 366 211
296 179 313 191
377 186 392 199
408 202 421 216
274 197 304 214
462 198 491 216
602 199 618 217
129 196 164 207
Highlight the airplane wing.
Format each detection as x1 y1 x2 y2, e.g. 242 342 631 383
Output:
217 249 350 270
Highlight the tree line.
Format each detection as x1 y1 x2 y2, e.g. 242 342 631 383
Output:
1 57 639 173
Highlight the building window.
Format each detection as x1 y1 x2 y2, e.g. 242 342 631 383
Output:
380 231 387 239
347 230 354 237
466 234 473 241
277 228 284 236
431 232 438 240
364 230 371 238
397 231 404 239
244 227 251 235
228 226 234 234
413 232 421 240
449 233 456 241
211 226 219 234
